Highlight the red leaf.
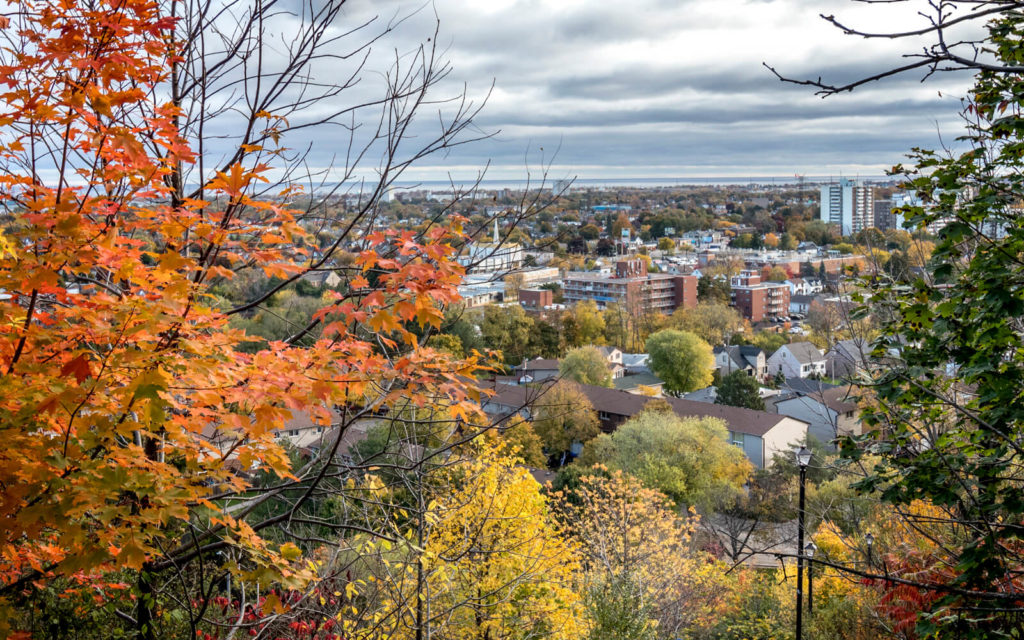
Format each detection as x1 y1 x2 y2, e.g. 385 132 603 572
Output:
60 354 92 383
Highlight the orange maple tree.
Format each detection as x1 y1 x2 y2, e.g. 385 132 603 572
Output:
0 1 485 635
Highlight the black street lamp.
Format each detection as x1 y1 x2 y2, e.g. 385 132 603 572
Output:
865 532 874 567
795 445 812 640
805 541 817 616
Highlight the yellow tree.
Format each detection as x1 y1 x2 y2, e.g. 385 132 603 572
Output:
532 381 602 464
359 445 587 640
551 469 730 639
560 345 613 388
492 417 548 468
645 329 715 394
563 300 606 347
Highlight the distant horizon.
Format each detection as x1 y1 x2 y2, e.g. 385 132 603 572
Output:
299 174 900 195
329 174 900 193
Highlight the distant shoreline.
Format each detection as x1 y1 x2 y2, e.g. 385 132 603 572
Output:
378 175 896 190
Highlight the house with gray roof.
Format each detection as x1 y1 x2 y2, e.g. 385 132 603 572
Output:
613 372 665 395
714 345 768 381
767 342 826 379
826 338 869 379
774 385 861 445
577 384 808 469
789 294 815 316
511 358 561 382
621 353 651 374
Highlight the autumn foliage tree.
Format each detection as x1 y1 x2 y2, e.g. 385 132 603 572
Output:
532 381 602 465
0 1 491 637
370 445 587 640
551 469 731 640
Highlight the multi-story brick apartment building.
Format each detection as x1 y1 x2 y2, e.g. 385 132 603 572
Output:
563 259 697 313
731 270 791 322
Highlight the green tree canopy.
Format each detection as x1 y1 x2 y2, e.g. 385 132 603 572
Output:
479 304 535 367
715 370 765 411
427 333 464 357
581 410 751 509
697 276 732 305
496 420 548 469
580 223 601 240
646 329 714 395
846 12 1024 633
560 346 613 388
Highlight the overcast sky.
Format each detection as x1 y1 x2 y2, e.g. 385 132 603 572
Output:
302 0 980 183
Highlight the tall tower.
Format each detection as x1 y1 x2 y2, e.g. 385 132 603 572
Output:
820 178 873 236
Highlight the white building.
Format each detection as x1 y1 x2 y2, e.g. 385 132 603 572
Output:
767 342 827 379
460 220 523 274
820 179 874 236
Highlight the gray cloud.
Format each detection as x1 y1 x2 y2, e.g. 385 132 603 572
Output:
270 0 982 180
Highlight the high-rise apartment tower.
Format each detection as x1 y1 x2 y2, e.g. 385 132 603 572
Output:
820 179 874 236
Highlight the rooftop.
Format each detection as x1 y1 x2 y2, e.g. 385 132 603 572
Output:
780 341 825 364
579 383 800 437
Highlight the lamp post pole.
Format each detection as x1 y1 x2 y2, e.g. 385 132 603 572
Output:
795 446 811 640
805 542 817 616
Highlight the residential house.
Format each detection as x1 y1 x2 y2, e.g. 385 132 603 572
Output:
826 338 869 379
622 353 651 374
300 270 341 289
512 351 624 383
480 382 549 423
713 345 769 381
613 373 665 396
786 277 824 296
596 346 623 365
767 342 827 379
511 358 561 383
269 409 377 462
789 294 814 316
786 278 813 296
773 385 861 445
596 346 626 378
